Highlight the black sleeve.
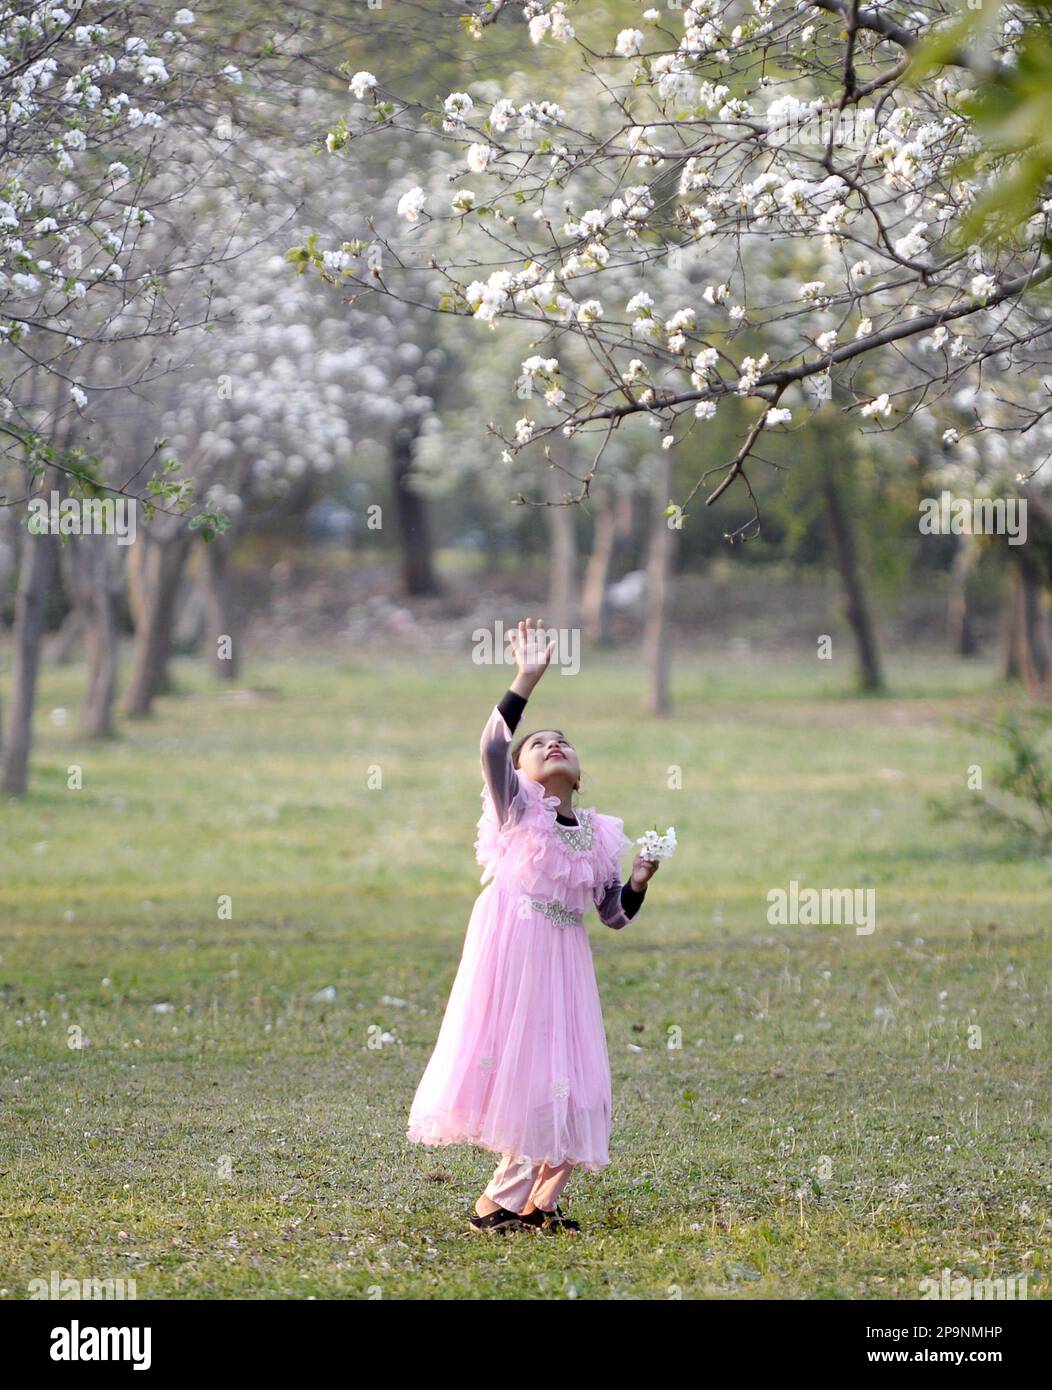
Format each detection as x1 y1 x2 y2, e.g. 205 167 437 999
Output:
620 883 646 919
497 689 528 734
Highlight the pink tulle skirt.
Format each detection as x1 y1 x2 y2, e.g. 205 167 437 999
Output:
406 878 613 1171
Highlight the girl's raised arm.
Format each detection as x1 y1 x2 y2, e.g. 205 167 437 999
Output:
480 618 555 828
480 690 527 828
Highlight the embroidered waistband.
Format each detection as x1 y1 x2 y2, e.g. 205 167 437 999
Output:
530 898 584 929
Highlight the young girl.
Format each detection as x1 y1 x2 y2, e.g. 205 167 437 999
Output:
406 617 661 1234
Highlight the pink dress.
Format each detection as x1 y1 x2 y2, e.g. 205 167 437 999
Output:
406 704 638 1172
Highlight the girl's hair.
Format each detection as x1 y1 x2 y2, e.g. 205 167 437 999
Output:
511 728 580 790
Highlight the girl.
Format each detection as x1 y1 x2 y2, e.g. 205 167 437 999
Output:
406 617 661 1235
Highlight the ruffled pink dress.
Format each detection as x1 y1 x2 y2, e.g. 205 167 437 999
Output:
406 704 637 1172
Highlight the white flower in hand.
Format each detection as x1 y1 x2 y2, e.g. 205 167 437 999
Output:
635 826 677 862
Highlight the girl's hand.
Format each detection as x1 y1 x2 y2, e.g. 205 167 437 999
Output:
629 853 660 892
508 617 555 694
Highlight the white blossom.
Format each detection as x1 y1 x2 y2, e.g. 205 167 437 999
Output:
971 273 997 301
893 221 928 259
490 99 516 133
465 269 515 322
636 827 677 861
736 353 769 393
396 186 426 222
522 355 560 378
530 3 575 44
349 71 377 100
615 29 645 58
443 92 473 125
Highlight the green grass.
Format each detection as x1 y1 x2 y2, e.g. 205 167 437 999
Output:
0 649 1048 1299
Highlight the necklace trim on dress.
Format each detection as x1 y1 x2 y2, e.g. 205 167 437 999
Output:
553 806 594 851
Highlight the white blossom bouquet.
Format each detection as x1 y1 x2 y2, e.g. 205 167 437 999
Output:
635 826 677 862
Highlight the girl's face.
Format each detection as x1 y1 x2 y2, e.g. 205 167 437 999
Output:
516 729 581 793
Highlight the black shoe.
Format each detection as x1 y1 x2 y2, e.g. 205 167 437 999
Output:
468 1205 527 1234
520 1204 580 1233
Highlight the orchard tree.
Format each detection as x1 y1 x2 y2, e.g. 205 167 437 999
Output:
0 1 254 793
0 2 396 778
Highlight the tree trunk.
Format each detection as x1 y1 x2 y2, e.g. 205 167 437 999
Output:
1004 566 1024 682
46 607 83 665
1013 552 1052 697
122 528 192 717
0 501 19 594
203 536 240 680
948 531 980 657
544 455 579 631
2 470 59 795
582 489 633 645
391 422 439 596
820 454 885 692
63 533 122 738
0 507 18 752
644 453 675 717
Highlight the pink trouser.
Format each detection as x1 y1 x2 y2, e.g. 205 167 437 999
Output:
483 1154 575 1214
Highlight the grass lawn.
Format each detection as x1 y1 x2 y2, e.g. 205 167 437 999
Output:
0 648 1048 1299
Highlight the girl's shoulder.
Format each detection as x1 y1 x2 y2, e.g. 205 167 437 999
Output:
580 806 634 872
479 765 556 824
474 772 633 884
474 766 552 882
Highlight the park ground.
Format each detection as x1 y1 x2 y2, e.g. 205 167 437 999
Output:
0 649 1048 1298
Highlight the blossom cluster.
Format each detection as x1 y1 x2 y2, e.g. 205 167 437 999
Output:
636 827 678 862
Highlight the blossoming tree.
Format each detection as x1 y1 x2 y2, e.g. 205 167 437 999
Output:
293 0 1052 691
0 1 255 792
